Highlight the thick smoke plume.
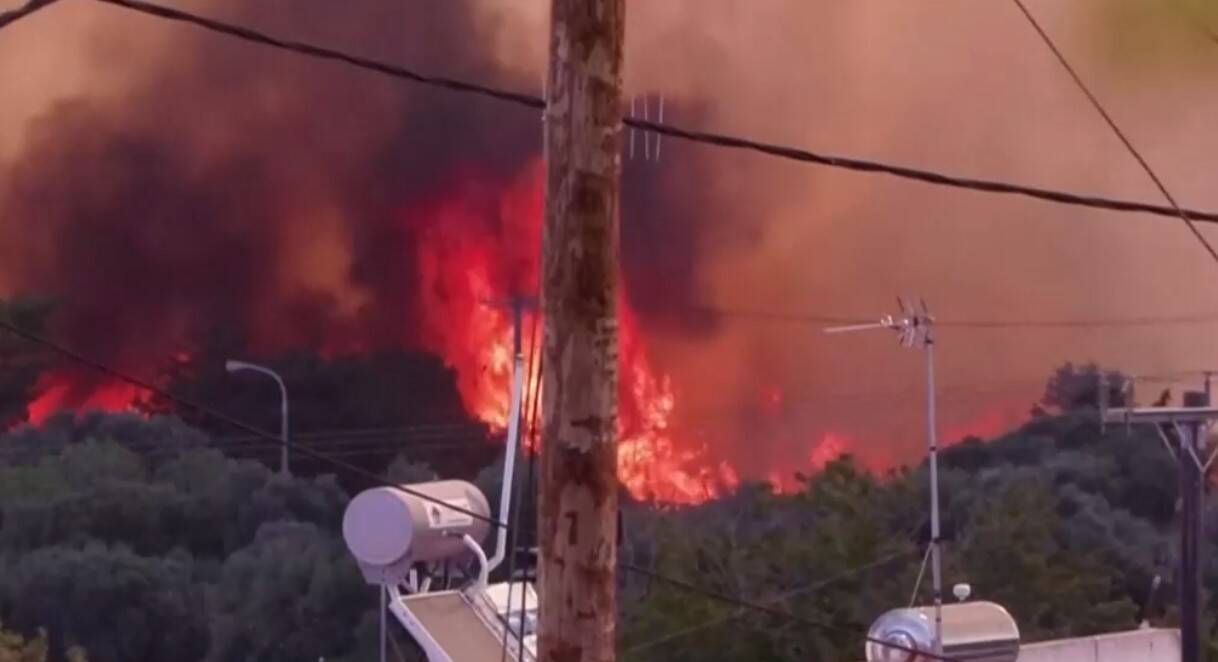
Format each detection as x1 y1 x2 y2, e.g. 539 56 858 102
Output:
4 0 1218 481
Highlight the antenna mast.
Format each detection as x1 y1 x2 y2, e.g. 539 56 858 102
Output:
825 297 943 657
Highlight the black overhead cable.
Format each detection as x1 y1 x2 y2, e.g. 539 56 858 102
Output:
1011 0 1218 268
212 423 493 443
619 562 958 662
686 304 1218 329
181 439 487 455
0 316 948 662
516 313 544 658
247 447 478 461
0 0 59 30
89 0 1218 225
621 548 918 658
1177 2 1218 45
0 316 504 528
500 308 540 662
207 436 488 449
0 437 491 459
939 312 1218 329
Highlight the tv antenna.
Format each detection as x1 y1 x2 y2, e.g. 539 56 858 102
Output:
825 297 943 657
627 93 664 162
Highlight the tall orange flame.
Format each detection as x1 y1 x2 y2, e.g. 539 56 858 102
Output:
405 159 735 503
25 373 146 425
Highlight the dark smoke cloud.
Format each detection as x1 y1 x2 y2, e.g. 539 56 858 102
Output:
0 0 739 385
620 102 766 339
20 0 1211 480
1 1 527 367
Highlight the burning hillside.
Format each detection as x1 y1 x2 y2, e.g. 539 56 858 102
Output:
397 157 736 502
0 0 1063 501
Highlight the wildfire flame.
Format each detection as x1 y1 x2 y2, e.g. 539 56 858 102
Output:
15 160 871 505
405 159 736 503
26 373 146 425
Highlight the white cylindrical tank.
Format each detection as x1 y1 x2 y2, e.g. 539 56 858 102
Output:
865 601 1019 662
342 480 491 584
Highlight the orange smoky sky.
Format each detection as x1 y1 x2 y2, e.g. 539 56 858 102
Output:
4 0 1218 481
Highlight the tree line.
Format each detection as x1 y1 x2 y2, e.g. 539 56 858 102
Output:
0 296 1213 660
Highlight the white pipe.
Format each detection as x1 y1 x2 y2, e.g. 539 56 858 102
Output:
461 534 490 594
487 347 525 573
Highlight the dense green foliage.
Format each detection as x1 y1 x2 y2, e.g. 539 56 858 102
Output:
137 342 498 485
616 364 1191 660
0 363 1210 661
0 428 377 662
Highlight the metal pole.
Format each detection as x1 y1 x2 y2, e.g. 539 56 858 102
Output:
225 361 290 476
488 297 527 573
926 334 943 657
1180 391 1207 662
1103 395 1218 662
1180 423 1201 662
379 585 387 662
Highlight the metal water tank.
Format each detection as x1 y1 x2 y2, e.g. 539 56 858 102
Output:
342 480 491 584
865 601 1019 662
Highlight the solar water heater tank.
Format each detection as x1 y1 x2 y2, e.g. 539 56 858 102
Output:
865 601 1019 662
342 480 491 584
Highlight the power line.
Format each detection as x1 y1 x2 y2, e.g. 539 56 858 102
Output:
204 436 488 450
0 317 504 528
621 549 917 658
686 303 1218 329
0 428 494 462
89 0 1218 225
0 440 489 463
0 319 962 661
212 423 492 443
96 0 540 108
0 0 59 30
682 305 870 326
162 438 487 454
1172 0 1218 45
1011 0 1218 268
618 562 958 662
501 308 541 662
514 305 544 660
940 313 1218 329
212 446 484 461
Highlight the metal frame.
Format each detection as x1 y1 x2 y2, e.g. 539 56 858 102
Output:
1100 394 1217 662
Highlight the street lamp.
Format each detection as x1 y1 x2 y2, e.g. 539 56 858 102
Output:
226 359 290 475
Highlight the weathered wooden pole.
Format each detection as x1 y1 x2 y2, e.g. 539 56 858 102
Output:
537 0 625 661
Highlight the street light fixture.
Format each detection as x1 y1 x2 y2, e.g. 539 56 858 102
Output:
226 359 290 475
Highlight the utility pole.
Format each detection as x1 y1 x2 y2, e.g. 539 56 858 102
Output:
1101 388 1218 662
825 298 942 657
537 1 625 661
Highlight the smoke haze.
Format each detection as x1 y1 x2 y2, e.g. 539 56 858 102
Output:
4 0 1218 479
